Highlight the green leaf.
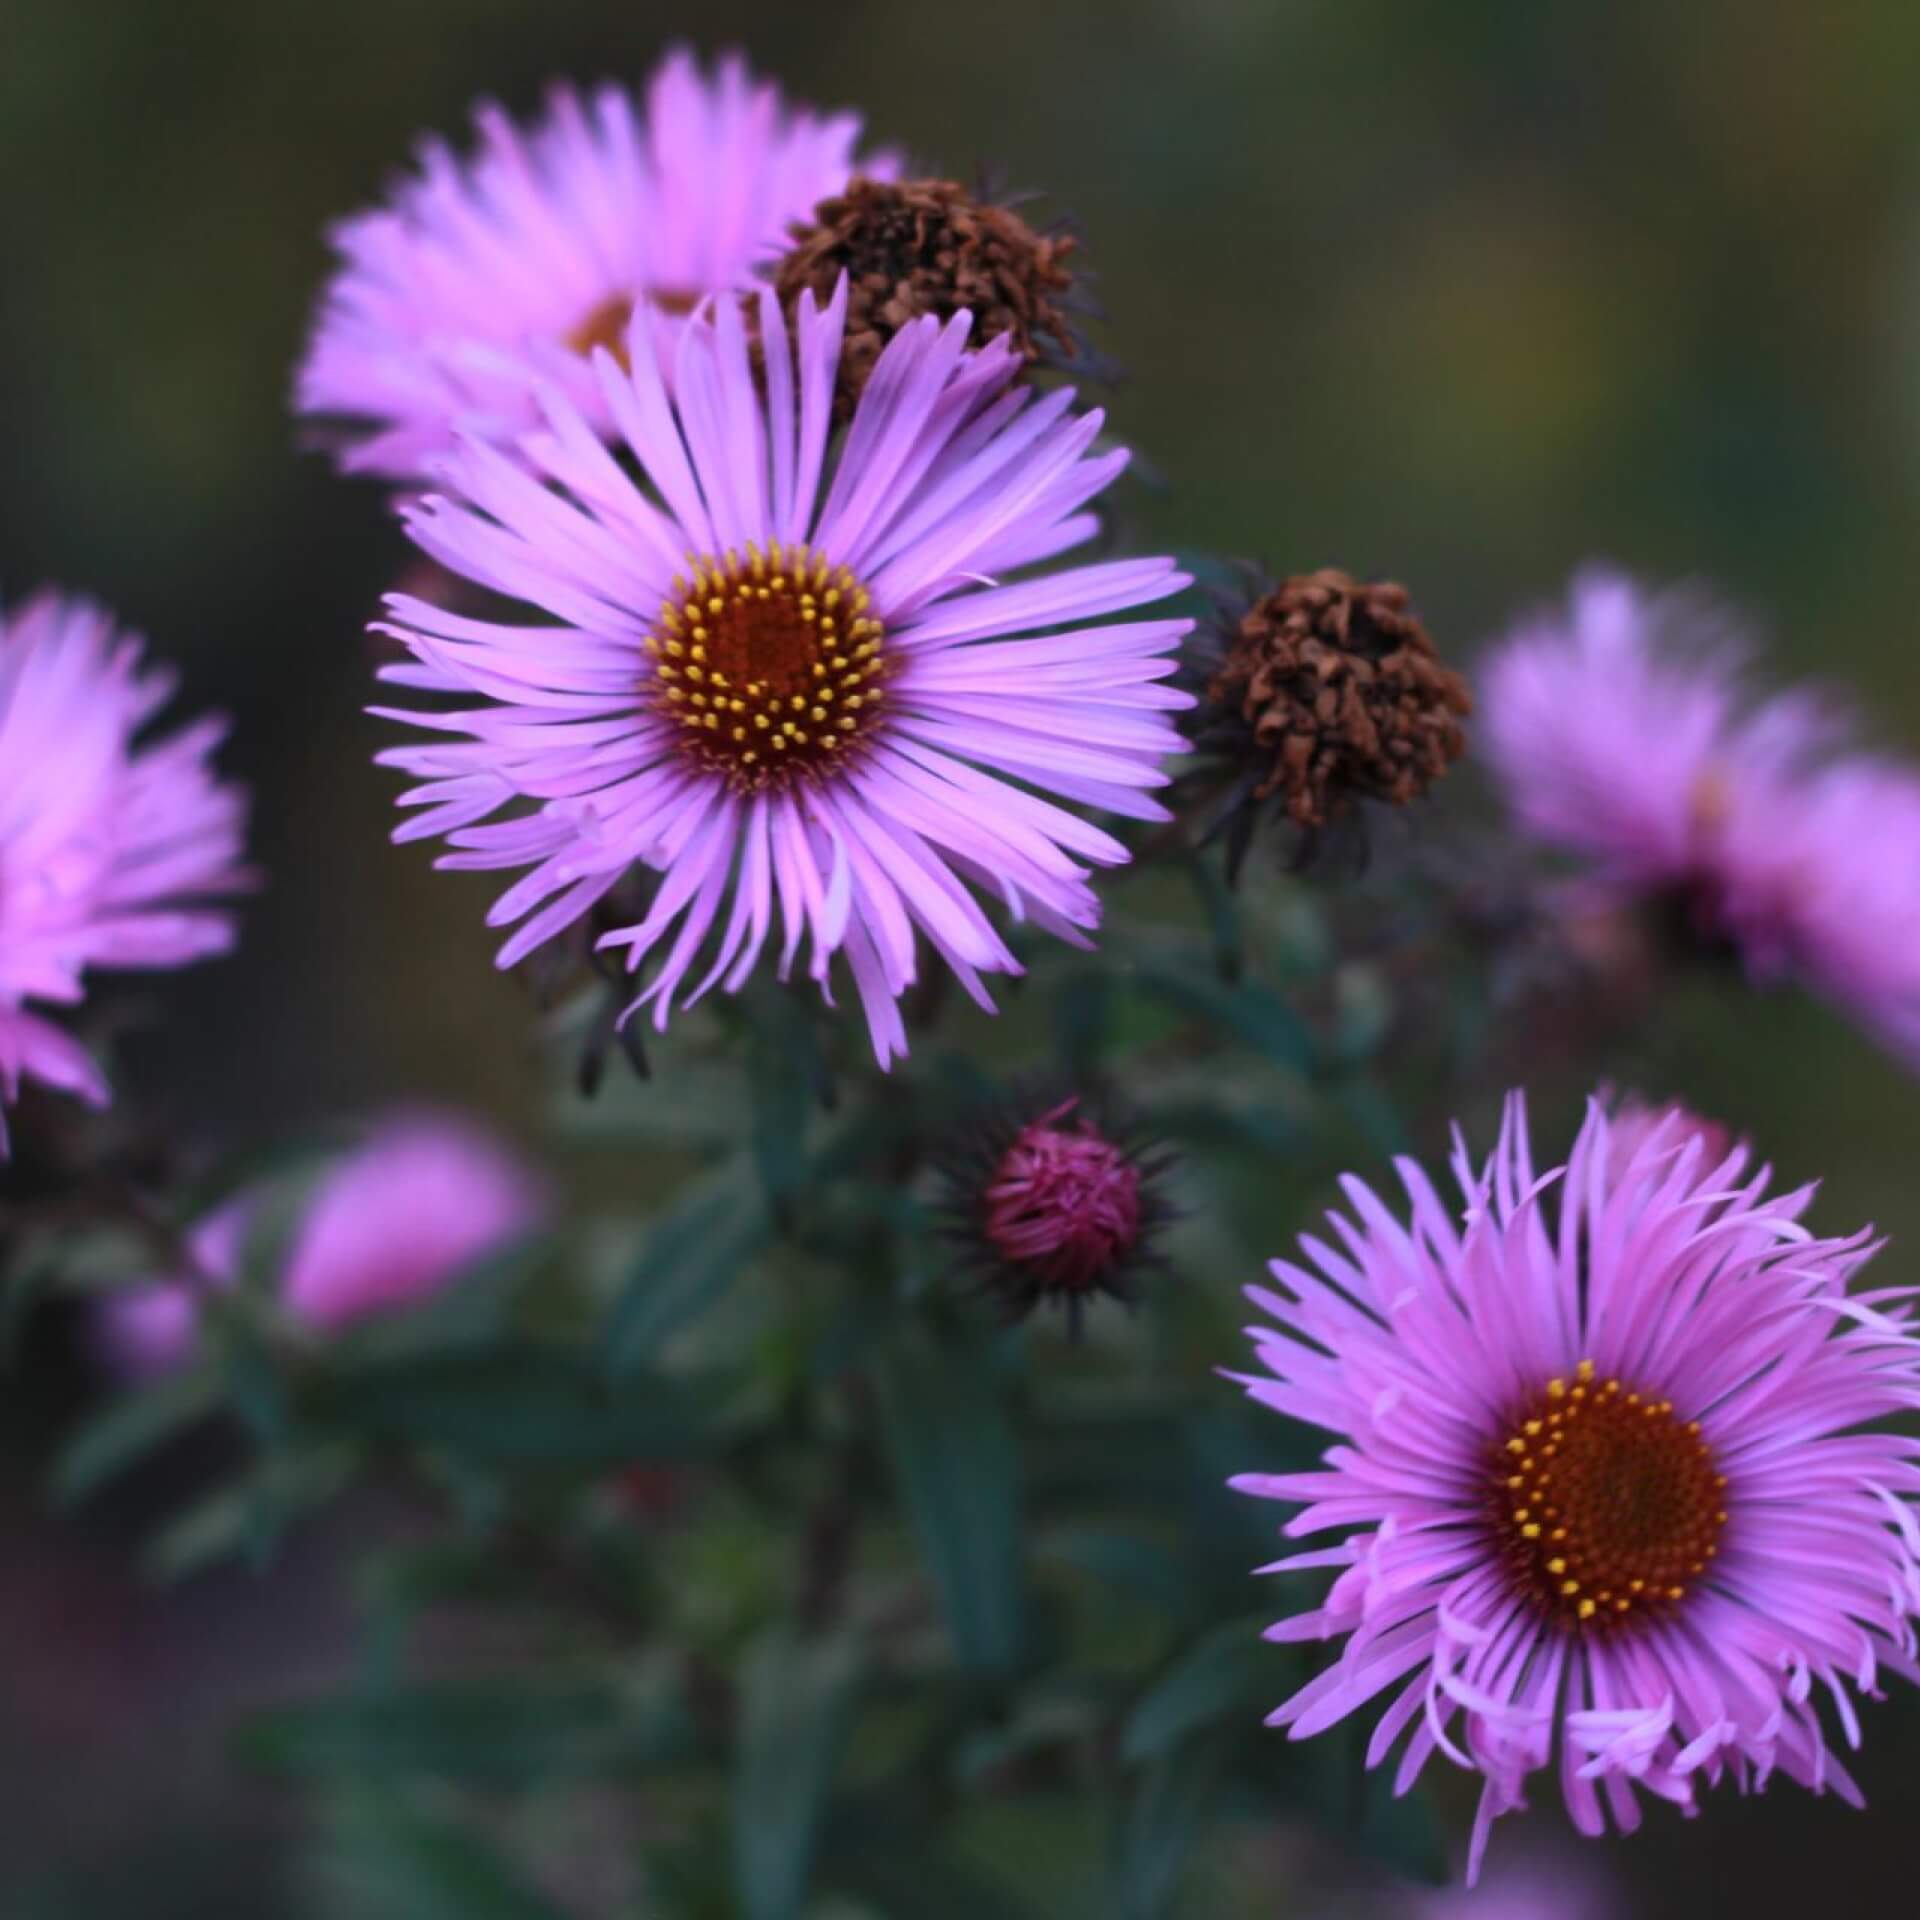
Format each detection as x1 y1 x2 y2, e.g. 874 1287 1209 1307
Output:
604 1165 769 1377
819 1803 1042 1920
1120 1616 1274 1764
1354 1765 1448 1886
1180 850 1243 981
732 1625 861 1920
143 1444 353 1581
1114 1731 1234 1920
1039 1529 1193 1625
742 984 834 1214
1132 960 1315 1074
317 1789 572 1920
873 1339 1027 1678
239 1673 694 1787
333 1234 553 1367
49 1365 220 1506
332 1345 724 1468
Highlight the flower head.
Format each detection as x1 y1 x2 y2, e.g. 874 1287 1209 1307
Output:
937 1092 1173 1328
1189 568 1470 875
377 284 1192 1065
94 1200 249 1380
773 176 1081 417
1481 568 1920 1066
1230 1094 1920 1881
298 47 893 479
0 593 248 1145
94 1113 543 1362
281 1112 545 1330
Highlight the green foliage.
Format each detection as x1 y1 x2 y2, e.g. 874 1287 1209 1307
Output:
329 1345 729 1469
241 1672 696 1788
732 1626 862 1920
26 857 1465 1915
874 1335 1029 1680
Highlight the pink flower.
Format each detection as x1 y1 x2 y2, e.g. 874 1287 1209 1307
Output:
1601 1092 1731 1180
94 1114 542 1365
936 1092 1174 1329
1230 1094 1920 1881
281 1112 545 1331
297 47 893 479
94 1201 249 1380
0 593 248 1146
376 286 1192 1065
1480 569 1920 1068
1398 1855 1615 1920
984 1099 1143 1292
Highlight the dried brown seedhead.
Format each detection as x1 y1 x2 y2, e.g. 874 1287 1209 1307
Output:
1206 570 1471 831
773 177 1078 416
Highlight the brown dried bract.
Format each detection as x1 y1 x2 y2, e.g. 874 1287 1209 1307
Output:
774 177 1077 416
1207 570 1471 828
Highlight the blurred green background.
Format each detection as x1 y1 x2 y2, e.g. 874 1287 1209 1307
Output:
4 0 1920 1912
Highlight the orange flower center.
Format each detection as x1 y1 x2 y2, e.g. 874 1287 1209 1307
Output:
646 544 889 793
1488 1359 1727 1630
564 288 703 366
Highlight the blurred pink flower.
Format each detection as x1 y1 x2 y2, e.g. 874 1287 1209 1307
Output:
93 1114 542 1369
298 46 894 479
281 1112 545 1331
94 1201 249 1381
1230 1093 1920 1882
1400 1856 1614 1920
0 592 248 1146
1481 568 1920 1069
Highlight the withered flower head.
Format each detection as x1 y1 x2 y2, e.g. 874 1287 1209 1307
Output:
936 1092 1174 1335
1191 569 1471 870
773 176 1079 416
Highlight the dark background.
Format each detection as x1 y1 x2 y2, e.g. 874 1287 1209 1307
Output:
4 0 1920 1912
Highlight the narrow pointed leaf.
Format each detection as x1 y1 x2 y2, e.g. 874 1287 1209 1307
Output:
732 1625 861 1920
874 1339 1027 1677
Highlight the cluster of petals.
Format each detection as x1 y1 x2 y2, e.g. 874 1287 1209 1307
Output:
0 592 248 1144
376 281 1192 1065
99 1111 545 1373
1229 1093 1920 1880
1480 568 1920 1066
298 47 892 479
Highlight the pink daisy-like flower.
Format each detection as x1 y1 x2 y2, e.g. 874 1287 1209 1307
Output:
298 47 894 479
0 593 248 1147
1230 1094 1920 1881
376 284 1192 1065
280 1110 545 1331
1480 568 1920 1067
